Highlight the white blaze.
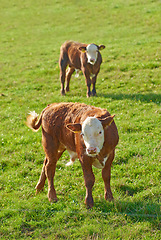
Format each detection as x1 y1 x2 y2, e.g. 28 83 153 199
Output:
86 44 98 65
81 117 104 157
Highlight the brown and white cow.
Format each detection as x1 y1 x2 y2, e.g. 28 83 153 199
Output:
59 41 105 97
26 102 119 208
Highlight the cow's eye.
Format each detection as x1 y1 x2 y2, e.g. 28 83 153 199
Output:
81 133 84 137
99 131 102 135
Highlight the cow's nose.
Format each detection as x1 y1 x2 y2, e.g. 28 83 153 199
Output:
90 58 95 63
87 147 97 155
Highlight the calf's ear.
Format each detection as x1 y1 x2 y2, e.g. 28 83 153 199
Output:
98 45 105 50
79 46 87 53
98 115 115 127
66 123 82 133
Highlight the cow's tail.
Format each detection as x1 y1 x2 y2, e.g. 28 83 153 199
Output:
26 111 42 131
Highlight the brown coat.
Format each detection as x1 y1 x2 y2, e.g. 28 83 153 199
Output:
27 102 119 208
59 41 105 97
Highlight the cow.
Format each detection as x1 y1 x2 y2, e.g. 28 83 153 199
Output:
26 102 119 208
59 41 105 97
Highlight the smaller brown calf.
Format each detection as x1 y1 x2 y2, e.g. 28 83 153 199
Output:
59 41 105 97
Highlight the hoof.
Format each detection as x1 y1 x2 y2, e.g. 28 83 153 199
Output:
61 90 65 96
35 187 44 195
48 189 57 203
105 192 114 202
91 92 97 97
91 90 97 96
85 202 94 209
85 197 94 208
65 87 69 92
49 197 58 203
87 90 91 98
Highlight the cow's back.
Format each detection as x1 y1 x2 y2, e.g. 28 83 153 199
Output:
61 41 87 54
41 102 118 152
60 41 87 69
41 102 108 131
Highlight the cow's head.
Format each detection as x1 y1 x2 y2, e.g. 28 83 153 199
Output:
66 115 114 157
79 44 105 65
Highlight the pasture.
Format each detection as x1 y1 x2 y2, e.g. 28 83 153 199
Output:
0 0 161 239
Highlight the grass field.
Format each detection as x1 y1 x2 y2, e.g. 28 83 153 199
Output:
0 0 161 239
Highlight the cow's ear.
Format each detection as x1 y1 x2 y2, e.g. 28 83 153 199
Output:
66 123 82 133
98 45 105 50
98 115 115 127
79 46 86 53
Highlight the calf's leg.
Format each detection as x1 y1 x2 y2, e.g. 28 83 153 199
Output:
65 67 75 92
81 158 95 208
91 75 97 96
59 56 68 95
35 149 65 195
45 160 57 202
102 150 115 201
35 157 47 193
82 67 91 97
41 129 60 202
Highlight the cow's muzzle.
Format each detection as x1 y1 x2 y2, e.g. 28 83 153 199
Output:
86 147 98 156
89 58 96 65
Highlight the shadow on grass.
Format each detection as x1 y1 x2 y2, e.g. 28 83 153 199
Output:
94 198 161 225
116 184 144 197
98 92 161 105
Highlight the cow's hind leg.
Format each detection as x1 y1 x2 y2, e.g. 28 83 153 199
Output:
59 53 68 95
41 129 60 202
65 67 75 92
35 157 47 194
45 160 57 202
102 150 115 201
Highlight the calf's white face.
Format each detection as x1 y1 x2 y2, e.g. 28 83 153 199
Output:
86 44 98 65
81 117 104 157
66 114 114 158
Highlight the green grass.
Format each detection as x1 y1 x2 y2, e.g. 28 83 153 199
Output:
0 0 161 239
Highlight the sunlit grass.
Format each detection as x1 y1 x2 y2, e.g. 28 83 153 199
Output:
0 0 161 239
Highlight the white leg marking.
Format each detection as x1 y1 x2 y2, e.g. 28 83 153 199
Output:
66 150 77 167
66 161 74 166
75 69 80 78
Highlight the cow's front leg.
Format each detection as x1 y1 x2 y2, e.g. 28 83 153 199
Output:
86 82 91 98
91 75 97 96
102 150 115 201
82 68 91 97
81 158 95 208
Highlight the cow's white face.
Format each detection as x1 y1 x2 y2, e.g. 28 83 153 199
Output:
66 114 114 158
86 44 98 65
81 117 104 157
